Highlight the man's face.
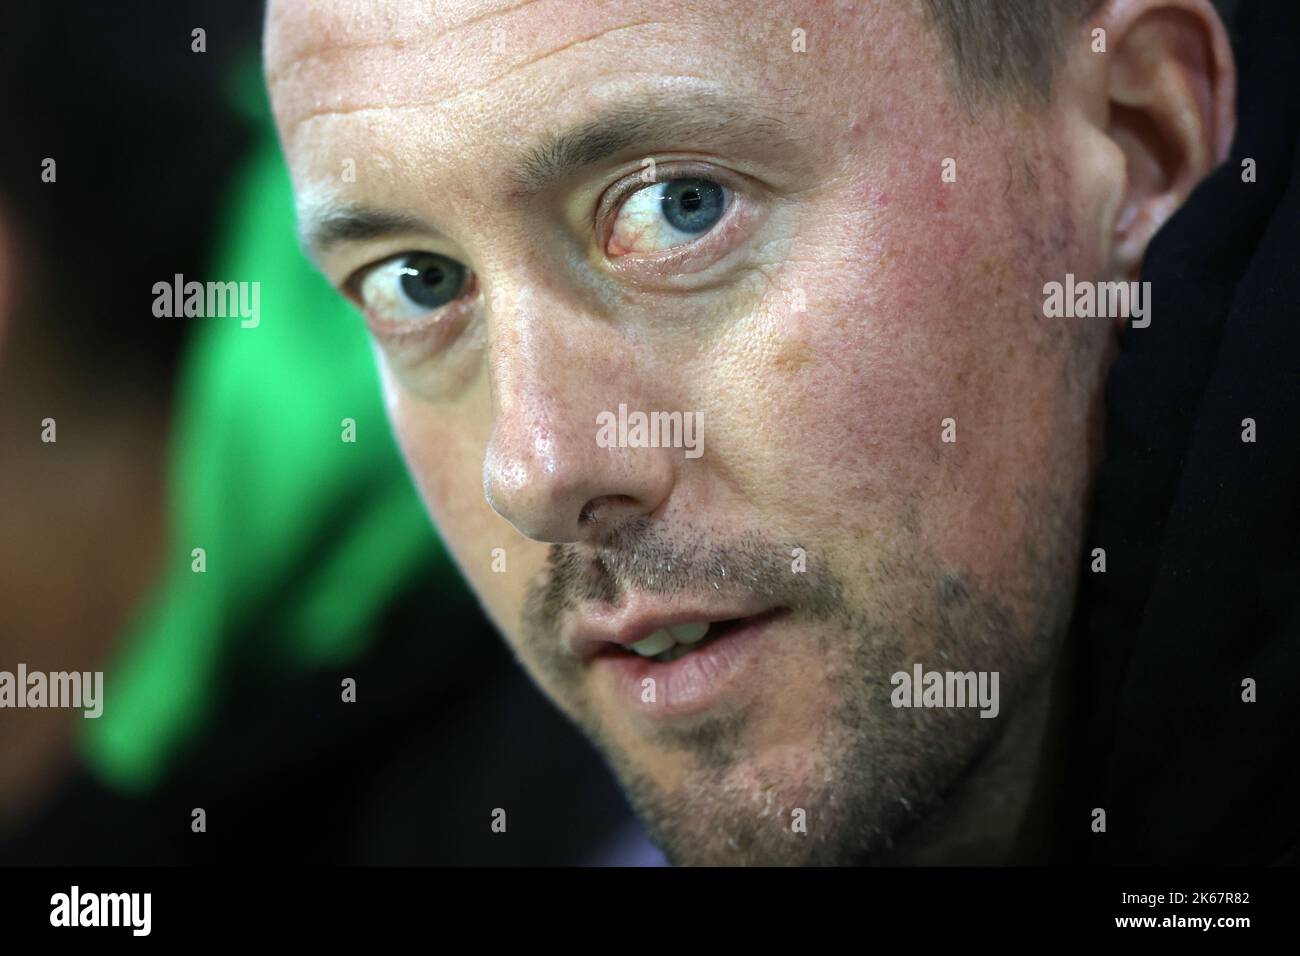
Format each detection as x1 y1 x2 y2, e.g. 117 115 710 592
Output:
267 0 1114 863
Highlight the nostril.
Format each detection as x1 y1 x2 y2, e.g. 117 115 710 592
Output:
578 494 639 527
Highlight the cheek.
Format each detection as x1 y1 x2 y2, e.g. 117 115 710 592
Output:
721 140 1095 563
385 373 546 639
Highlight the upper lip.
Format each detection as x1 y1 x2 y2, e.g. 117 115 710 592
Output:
565 593 777 661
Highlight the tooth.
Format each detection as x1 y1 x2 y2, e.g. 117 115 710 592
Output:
669 622 709 644
630 629 676 657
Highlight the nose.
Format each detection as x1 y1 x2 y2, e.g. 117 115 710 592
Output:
481 286 676 544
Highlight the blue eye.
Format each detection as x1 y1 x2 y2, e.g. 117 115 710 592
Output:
359 252 470 322
398 253 466 308
609 177 730 254
660 179 726 233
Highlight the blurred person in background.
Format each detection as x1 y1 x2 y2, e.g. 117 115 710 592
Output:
0 1 247 824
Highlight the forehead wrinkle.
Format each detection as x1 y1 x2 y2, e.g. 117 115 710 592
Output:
265 0 543 83
270 14 687 135
503 18 663 79
280 72 706 129
282 71 792 129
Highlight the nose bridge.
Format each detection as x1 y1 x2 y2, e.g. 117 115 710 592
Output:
481 277 676 544
485 278 586 466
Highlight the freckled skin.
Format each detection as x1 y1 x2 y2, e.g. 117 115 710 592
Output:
265 0 1222 863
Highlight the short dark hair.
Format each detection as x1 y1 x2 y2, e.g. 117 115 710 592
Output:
921 0 1236 106
921 0 1108 105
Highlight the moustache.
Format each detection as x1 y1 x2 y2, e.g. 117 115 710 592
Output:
522 517 845 639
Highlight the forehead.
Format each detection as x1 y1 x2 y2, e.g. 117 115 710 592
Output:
266 0 912 175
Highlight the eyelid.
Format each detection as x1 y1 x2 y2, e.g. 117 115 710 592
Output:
338 236 464 289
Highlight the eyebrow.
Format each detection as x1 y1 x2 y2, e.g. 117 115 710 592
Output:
511 94 802 195
299 203 440 257
300 93 804 255
509 95 800 196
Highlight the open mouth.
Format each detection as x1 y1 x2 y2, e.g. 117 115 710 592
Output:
612 611 782 664
584 606 790 715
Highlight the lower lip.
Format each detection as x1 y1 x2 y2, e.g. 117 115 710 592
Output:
594 610 786 718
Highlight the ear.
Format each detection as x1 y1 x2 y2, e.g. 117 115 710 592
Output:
1098 0 1235 279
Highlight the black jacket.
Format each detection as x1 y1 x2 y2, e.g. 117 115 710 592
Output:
1072 0 1300 865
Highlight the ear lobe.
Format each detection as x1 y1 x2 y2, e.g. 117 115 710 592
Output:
1103 1 1235 278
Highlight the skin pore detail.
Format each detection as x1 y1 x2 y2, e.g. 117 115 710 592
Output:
265 0 1232 864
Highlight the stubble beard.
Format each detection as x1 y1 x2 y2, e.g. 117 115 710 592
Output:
518 511 1074 865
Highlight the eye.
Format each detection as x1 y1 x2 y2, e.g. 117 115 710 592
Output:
608 178 730 256
356 252 472 323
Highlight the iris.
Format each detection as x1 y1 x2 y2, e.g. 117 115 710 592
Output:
660 178 725 234
398 253 467 309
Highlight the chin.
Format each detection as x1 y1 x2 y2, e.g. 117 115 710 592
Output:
619 736 874 866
